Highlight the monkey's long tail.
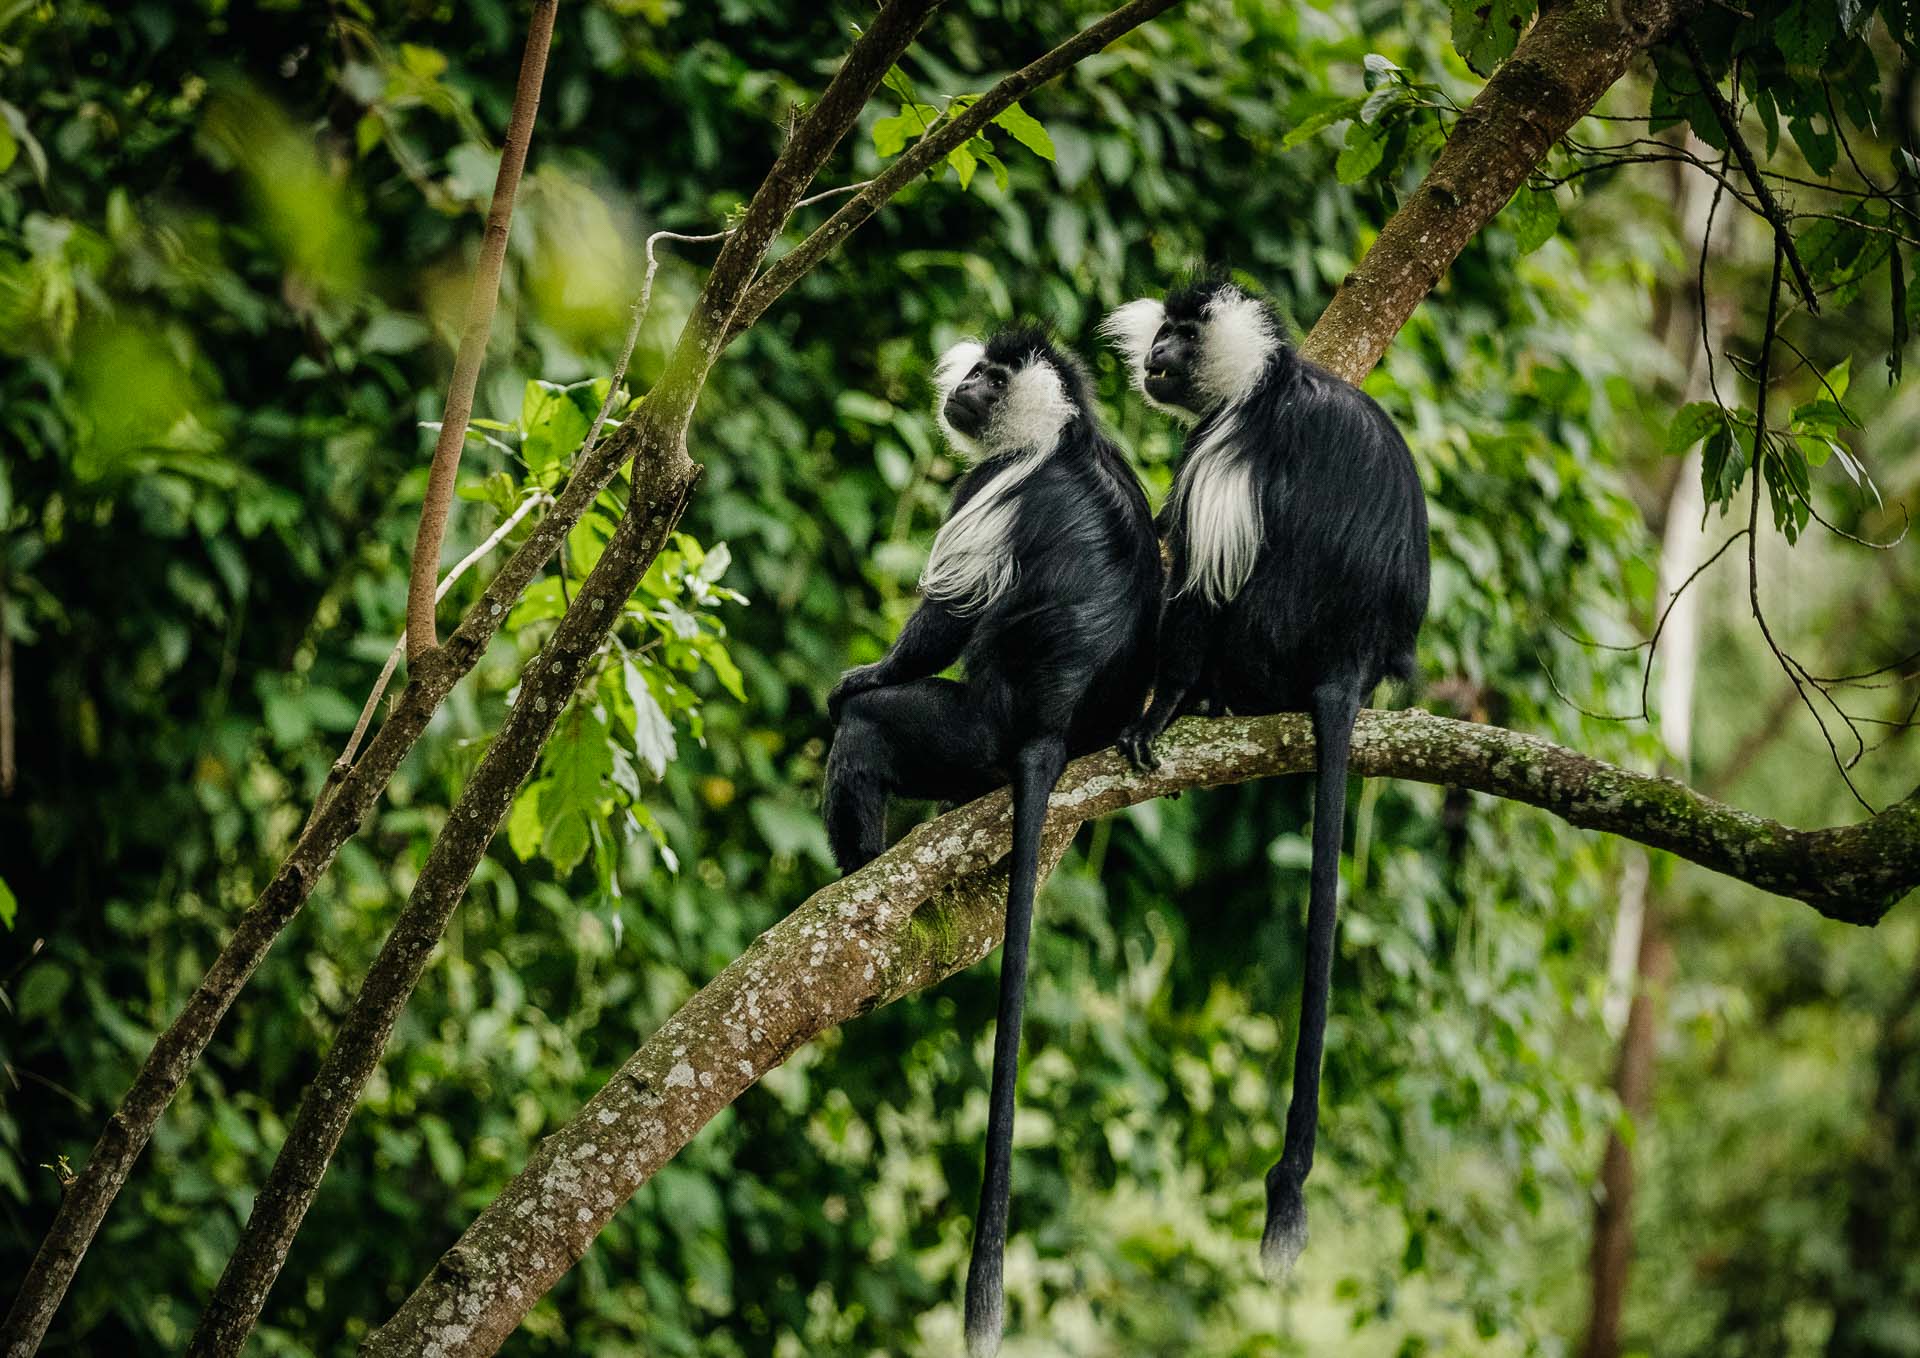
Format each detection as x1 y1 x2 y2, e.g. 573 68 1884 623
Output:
1261 683 1361 1282
963 736 1068 1358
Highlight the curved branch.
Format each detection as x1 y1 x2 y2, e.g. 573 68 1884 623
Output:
367 710 1920 1354
1300 0 1693 382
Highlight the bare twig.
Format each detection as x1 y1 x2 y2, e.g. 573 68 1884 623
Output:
1681 32 1820 314
404 0 557 660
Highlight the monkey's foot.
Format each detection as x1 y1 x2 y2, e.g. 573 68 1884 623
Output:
1115 721 1162 772
1261 1168 1309 1283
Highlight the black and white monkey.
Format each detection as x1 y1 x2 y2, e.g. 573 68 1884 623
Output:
1102 277 1430 1280
822 328 1161 1355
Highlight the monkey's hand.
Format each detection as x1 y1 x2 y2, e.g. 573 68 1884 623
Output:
1116 718 1164 772
827 664 889 724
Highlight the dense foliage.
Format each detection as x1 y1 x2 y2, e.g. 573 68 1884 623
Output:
1 1 1916 1354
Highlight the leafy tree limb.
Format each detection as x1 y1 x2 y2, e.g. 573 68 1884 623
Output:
1303 0 1695 381
367 710 1919 1356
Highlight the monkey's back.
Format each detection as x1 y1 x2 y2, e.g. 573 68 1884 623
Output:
1181 353 1429 711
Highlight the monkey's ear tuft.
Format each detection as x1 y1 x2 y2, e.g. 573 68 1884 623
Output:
1099 299 1165 380
934 341 987 401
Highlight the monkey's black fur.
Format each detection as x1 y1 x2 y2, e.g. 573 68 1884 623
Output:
822 327 1160 1356
1111 277 1429 1279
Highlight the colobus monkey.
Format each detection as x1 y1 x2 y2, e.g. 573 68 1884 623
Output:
823 329 1160 1356
1102 277 1429 1280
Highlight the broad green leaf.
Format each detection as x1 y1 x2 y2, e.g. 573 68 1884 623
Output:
1335 123 1386 184
1665 401 1725 454
507 783 545 861
624 659 677 778
948 144 978 190
991 103 1055 161
542 811 590 876
1502 185 1560 254
1452 0 1534 75
0 876 15 930
1282 95 1365 150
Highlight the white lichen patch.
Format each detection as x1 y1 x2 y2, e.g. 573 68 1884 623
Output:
665 1062 696 1089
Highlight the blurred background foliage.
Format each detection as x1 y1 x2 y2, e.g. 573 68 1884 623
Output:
0 0 1917 1354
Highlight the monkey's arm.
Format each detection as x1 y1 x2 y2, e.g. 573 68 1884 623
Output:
828 599 974 722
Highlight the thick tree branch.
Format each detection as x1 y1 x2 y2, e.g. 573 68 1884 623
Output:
405 0 557 659
369 710 1920 1356
1301 0 1693 382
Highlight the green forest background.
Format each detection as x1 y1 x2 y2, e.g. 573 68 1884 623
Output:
2 0 1918 1354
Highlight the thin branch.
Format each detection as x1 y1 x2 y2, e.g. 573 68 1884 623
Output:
1681 32 1820 313
1743 243 1873 810
369 709 1920 1356
727 0 1188 343
404 0 557 660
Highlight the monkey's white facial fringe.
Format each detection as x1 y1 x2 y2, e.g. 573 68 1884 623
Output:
1174 413 1263 605
922 354 1073 611
984 357 1074 456
933 340 988 457
1197 286 1279 409
1101 298 1181 412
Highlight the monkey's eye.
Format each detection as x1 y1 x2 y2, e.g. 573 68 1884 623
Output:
1175 322 1198 339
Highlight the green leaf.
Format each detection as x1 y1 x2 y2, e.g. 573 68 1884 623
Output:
1502 185 1560 254
872 105 939 158
1665 401 1725 454
1452 0 1535 75
1335 123 1386 184
507 782 546 861
1282 95 1366 150
991 102 1055 161
624 660 677 778
0 120 16 174
947 143 977 190
16 962 69 1022
542 811 590 876
0 875 14 929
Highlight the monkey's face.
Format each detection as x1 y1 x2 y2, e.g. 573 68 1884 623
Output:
1143 314 1203 412
933 332 1080 458
942 358 1013 440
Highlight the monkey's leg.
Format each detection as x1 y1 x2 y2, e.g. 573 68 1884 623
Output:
1263 679 1363 1281
964 735 1067 1358
823 679 1000 875
1117 598 1212 770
